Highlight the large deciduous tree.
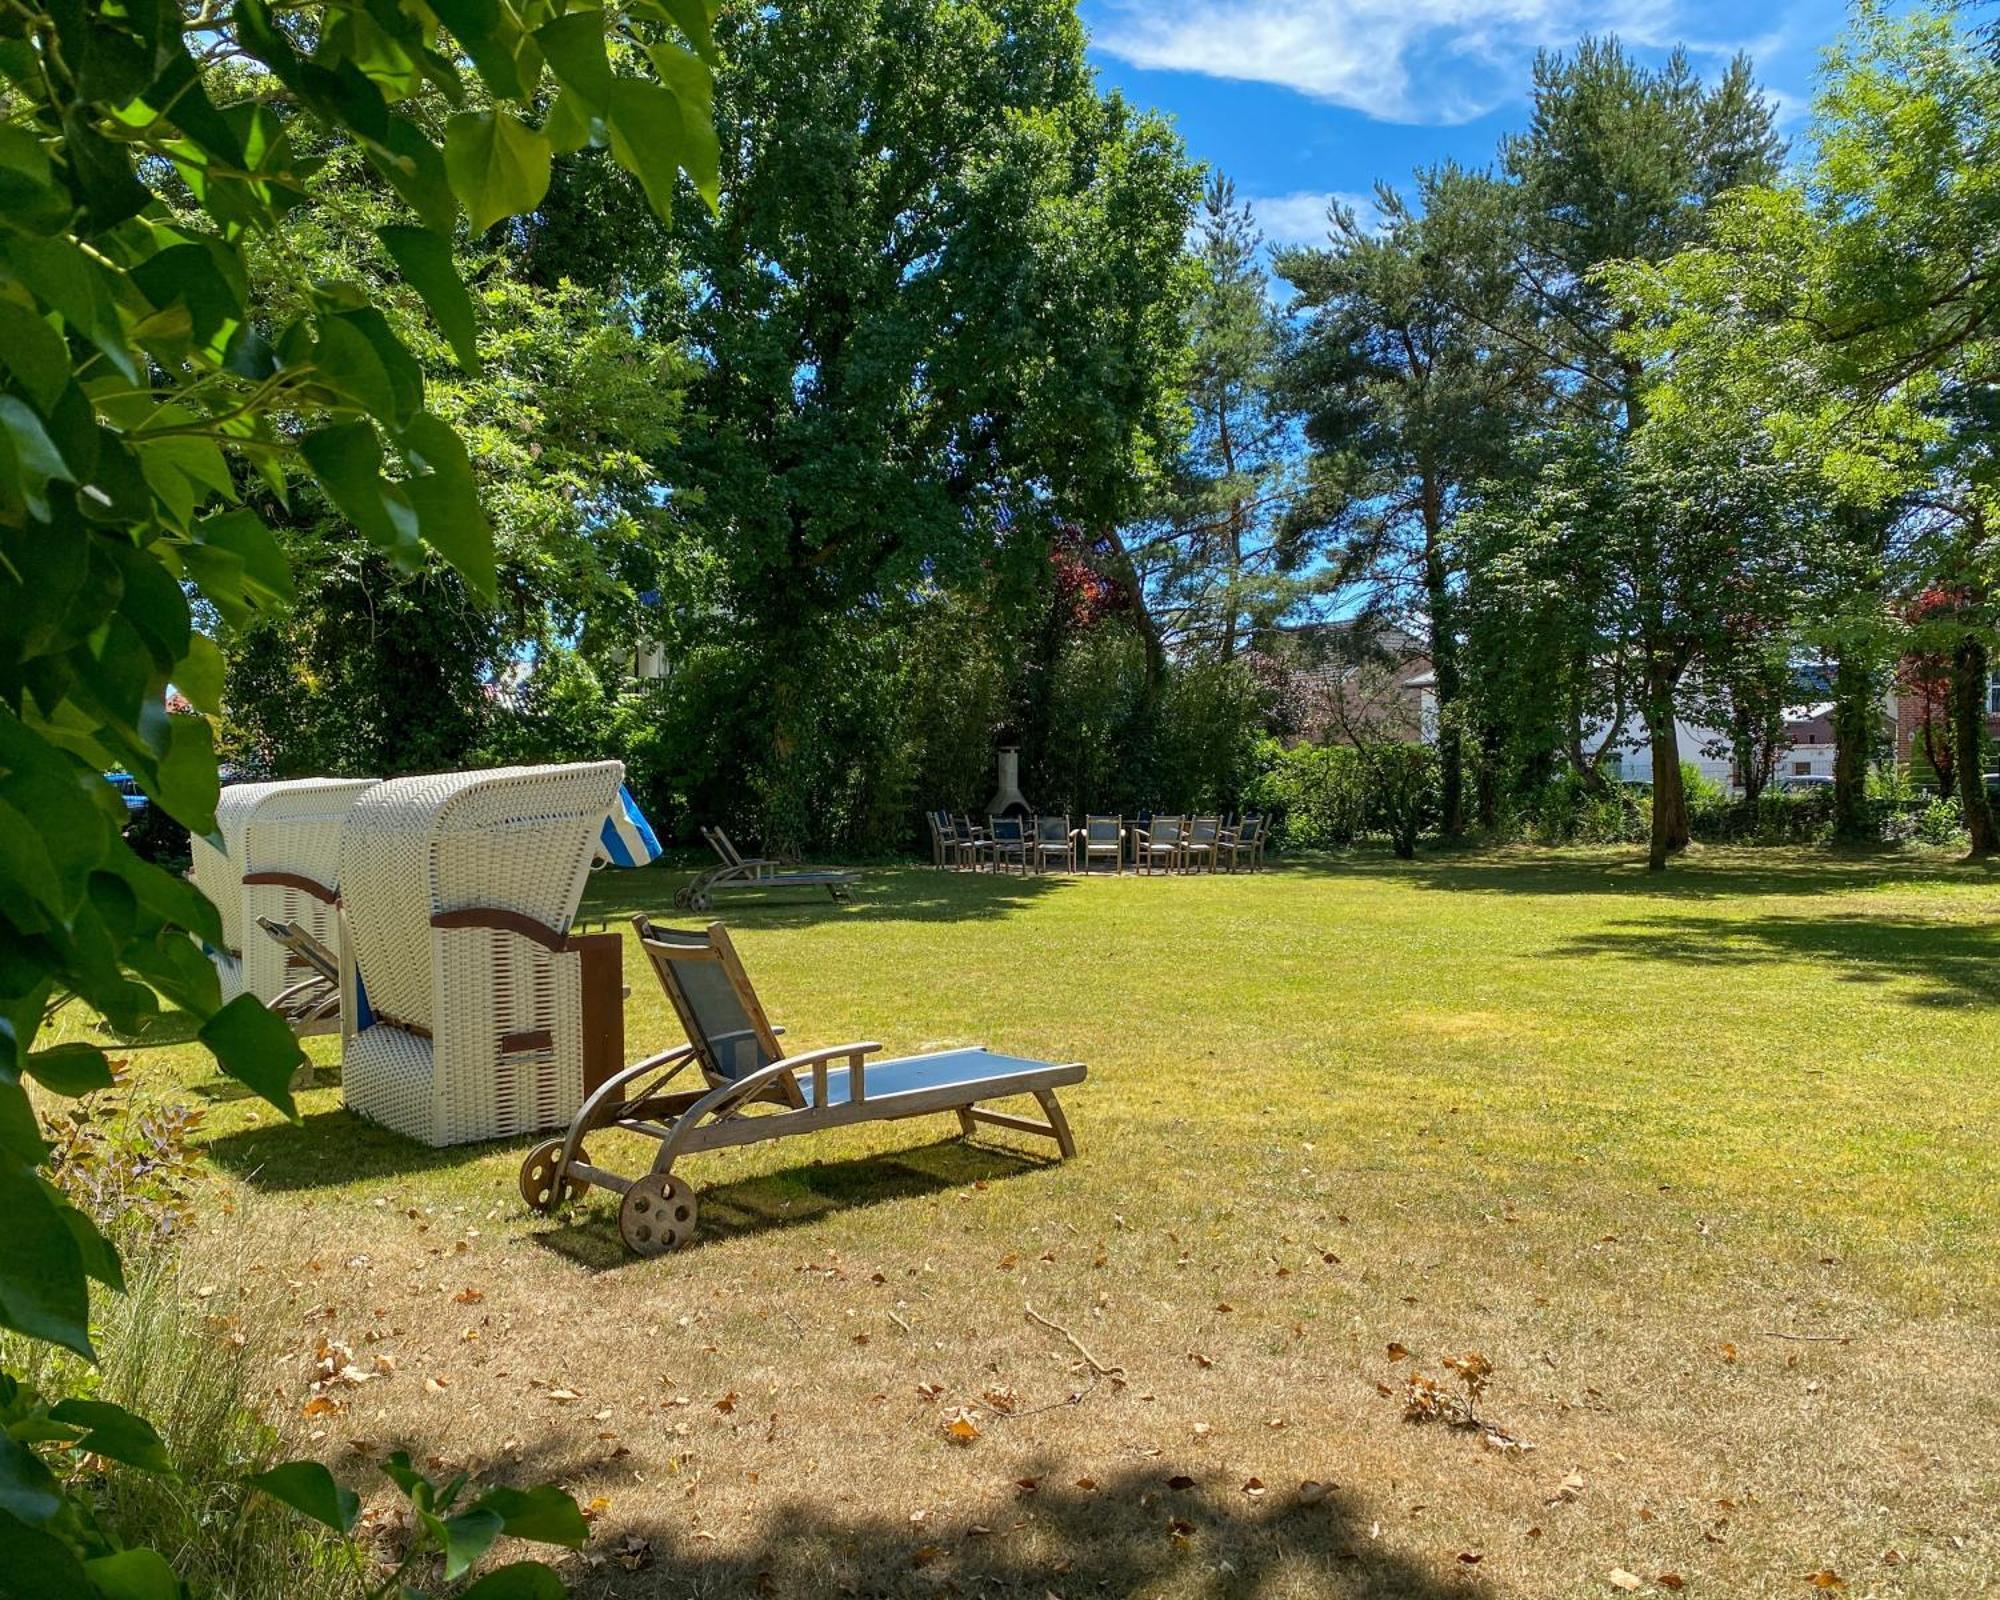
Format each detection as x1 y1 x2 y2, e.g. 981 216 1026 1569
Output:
1504 40 1784 864
650 0 1200 844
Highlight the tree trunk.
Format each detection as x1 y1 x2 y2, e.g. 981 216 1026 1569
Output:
1419 466 1463 837
1218 402 1243 664
1097 523 1168 704
1950 635 1997 857
1475 721 1500 829
1830 649 1876 843
1644 692 1688 873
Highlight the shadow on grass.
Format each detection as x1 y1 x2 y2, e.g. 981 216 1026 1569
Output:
531 1135 1053 1269
201 1106 497 1191
511 1452 1478 1600
90 1009 205 1051
1557 911 2000 1007
577 862 1074 932
1317 845 2000 901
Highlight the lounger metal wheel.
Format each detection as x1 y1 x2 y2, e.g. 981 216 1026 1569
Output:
620 1171 698 1255
519 1139 592 1212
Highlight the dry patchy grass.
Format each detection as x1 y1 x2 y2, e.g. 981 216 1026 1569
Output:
74 846 2000 1598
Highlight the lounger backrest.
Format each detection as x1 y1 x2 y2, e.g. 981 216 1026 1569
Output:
634 917 786 1084
1035 815 1068 844
1151 815 1183 844
1189 816 1219 844
991 816 1024 845
1238 815 1263 843
704 826 746 867
1085 816 1120 844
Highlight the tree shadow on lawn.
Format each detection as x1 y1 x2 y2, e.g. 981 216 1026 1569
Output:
531 1135 1054 1270
1556 911 2000 1007
1320 846 2000 901
576 863 1073 932
510 1448 1480 1600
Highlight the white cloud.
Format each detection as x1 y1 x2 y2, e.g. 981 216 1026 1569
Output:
1094 0 1715 125
1248 189 1384 247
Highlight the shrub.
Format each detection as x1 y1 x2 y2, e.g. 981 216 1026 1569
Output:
1244 740 1369 848
1505 775 1647 844
1366 744 1439 859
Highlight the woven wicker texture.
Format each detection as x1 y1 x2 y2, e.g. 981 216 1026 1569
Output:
238 779 378 1004
188 780 295 955
338 763 623 1146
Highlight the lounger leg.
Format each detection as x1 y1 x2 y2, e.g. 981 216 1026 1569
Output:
956 1107 977 1139
1034 1089 1078 1159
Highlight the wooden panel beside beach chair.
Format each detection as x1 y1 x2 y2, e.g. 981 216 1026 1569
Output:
674 826 859 911
520 918 1086 1255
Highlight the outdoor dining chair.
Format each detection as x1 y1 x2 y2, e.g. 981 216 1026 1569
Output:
932 812 978 869
986 815 1029 873
1030 814 1075 873
519 918 1086 1254
1132 814 1186 874
1184 815 1222 872
1078 815 1124 874
1218 814 1266 872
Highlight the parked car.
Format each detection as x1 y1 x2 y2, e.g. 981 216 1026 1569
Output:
1772 774 1834 794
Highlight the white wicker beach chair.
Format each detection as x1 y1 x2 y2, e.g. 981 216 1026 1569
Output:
188 778 378 1016
336 763 629 1148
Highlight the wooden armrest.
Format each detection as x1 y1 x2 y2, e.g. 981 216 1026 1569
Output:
774 1040 883 1109
242 870 339 904
432 906 570 954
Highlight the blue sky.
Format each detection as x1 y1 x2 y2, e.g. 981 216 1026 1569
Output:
1077 0 1854 247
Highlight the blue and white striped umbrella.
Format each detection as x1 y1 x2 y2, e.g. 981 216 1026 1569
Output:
599 784 664 867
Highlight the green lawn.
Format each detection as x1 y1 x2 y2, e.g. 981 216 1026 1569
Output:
82 847 2000 1598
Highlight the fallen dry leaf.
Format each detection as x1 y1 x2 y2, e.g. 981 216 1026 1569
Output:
1387 1342 1411 1362
1298 1481 1330 1506
1167 1475 1196 1491
1804 1574 1846 1592
453 1287 485 1305
1610 1570 1644 1592
1657 1577 1685 1593
942 1408 981 1444
1242 1477 1266 1499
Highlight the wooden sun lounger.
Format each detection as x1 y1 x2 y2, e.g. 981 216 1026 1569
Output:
519 917 1085 1254
253 915 343 1040
673 826 859 912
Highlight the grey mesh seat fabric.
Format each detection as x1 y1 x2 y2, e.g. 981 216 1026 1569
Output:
796 1049 1071 1109
520 917 1086 1255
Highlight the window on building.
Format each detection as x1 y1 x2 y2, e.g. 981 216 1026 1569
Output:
1989 670 2000 714
1795 761 1812 775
